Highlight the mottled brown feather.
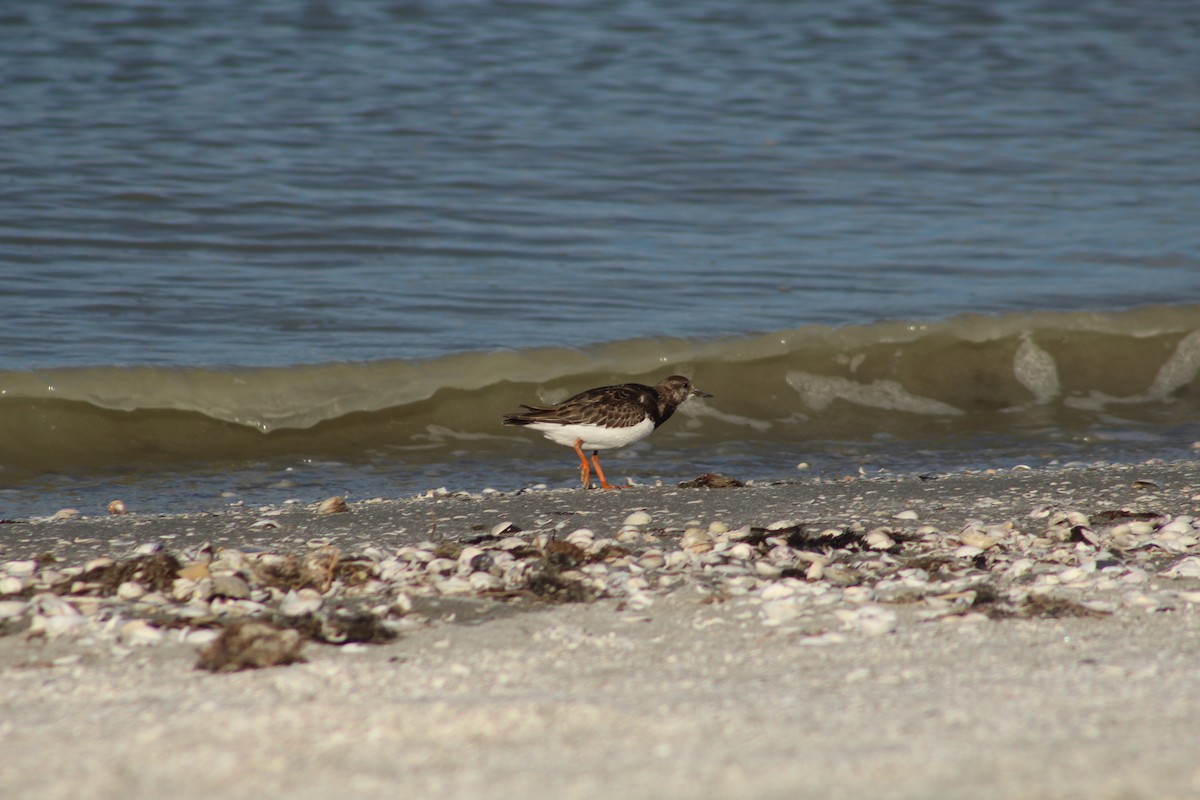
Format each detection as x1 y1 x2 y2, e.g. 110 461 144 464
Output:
502 375 708 431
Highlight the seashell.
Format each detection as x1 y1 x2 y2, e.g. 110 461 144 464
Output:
864 529 896 550
954 545 984 559
638 550 666 570
1127 521 1155 536
491 521 520 537
116 581 146 601
615 527 643 544
727 542 755 561
107 500 127 515
958 530 998 551
0 576 25 595
805 560 824 581
680 529 713 554
1163 557 1200 579
495 536 528 551
624 511 652 527
457 547 486 568
725 525 754 540
664 551 691 570
564 529 594 548
893 509 919 521
755 561 783 579
134 542 162 555
317 496 348 515
4 560 37 578
425 558 457 576
279 589 323 616
250 519 280 530
767 519 799 531
52 508 80 521
708 521 730 534
1159 516 1195 535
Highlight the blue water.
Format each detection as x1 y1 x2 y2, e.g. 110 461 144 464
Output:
2 0 1198 369
3 0 1200 516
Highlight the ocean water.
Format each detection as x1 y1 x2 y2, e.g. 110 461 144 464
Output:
2 0 1199 517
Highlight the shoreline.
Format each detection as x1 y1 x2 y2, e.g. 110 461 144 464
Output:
3 459 1200 799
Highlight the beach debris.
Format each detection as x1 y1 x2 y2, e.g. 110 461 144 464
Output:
678 473 745 489
107 500 127 515
3 471 1200 660
196 620 306 672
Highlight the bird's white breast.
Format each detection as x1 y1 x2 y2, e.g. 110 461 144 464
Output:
525 416 655 450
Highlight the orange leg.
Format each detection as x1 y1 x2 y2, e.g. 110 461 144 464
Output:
572 439 592 489
590 451 627 490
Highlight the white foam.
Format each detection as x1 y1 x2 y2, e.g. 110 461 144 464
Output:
1012 335 1061 405
786 372 963 416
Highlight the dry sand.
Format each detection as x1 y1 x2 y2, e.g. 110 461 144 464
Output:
3 461 1200 800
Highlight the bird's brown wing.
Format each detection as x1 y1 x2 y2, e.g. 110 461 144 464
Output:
501 383 654 427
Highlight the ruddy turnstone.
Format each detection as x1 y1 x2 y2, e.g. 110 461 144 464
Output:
501 375 711 489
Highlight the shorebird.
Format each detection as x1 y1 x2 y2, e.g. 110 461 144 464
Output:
501 375 711 489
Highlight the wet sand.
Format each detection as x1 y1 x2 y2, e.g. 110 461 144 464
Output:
3 461 1200 800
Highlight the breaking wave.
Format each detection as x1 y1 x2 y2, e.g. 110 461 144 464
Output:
3 305 1200 477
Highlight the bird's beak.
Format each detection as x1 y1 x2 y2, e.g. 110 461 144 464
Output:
691 388 713 399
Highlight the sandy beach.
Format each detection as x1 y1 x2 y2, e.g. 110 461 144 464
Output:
3 460 1200 800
